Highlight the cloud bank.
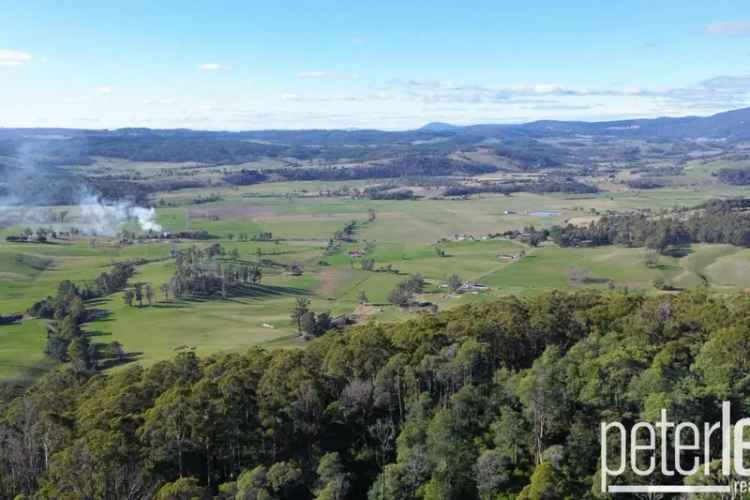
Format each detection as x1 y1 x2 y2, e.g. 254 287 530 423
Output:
0 49 32 66
705 21 750 36
199 63 226 71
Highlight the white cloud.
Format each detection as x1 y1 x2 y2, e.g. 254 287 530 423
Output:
0 49 32 66
95 86 113 95
705 21 750 35
281 93 301 101
63 96 90 104
199 63 226 71
396 77 750 104
297 70 354 80
144 98 176 105
524 103 598 111
701 75 750 90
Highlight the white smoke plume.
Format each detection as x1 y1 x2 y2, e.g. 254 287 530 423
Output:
79 194 162 236
0 140 163 236
130 206 162 232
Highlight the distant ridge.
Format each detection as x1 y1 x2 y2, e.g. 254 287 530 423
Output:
418 122 460 132
2 106 750 142
414 106 750 141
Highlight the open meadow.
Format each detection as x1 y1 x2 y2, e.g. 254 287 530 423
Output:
2 168 750 382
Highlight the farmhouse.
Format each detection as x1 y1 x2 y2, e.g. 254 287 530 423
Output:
459 282 489 292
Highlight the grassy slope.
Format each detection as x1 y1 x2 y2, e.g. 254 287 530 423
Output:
0 320 56 382
3 182 750 381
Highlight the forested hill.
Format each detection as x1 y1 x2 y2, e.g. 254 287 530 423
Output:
2 105 750 167
4 105 750 144
2 290 749 499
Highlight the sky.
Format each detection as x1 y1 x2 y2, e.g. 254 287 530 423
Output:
1 0 750 130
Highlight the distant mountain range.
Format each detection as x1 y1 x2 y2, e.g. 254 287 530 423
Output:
418 106 750 141
1 107 748 169
2 106 750 143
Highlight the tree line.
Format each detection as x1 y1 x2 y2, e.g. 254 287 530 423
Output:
2 289 749 498
550 199 750 252
363 186 416 200
443 178 598 197
167 244 262 299
716 167 750 185
28 262 135 370
231 156 498 184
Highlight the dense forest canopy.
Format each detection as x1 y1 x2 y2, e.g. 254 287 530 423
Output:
550 198 750 251
268 156 498 182
716 168 750 186
2 289 750 499
221 156 498 186
4 106 750 170
442 178 598 197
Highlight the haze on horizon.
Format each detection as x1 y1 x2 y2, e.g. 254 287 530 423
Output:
2 0 750 131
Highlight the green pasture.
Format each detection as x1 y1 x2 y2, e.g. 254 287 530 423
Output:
3 177 750 382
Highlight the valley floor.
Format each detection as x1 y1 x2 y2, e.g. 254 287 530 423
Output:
2 185 750 382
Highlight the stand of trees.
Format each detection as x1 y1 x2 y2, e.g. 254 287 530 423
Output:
716 167 750 185
527 178 598 194
167 244 261 299
30 263 135 319
624 178 665 189
363 186 416 200
223 169 268 186
5 227 56 243
268 156 497 182
3 290 749 499
333 222 358 242
388 274 426 306
166 230 214 240
444 184 517 197
301 312 333 337
551 199 750 252
27 263 135 370
443 178 598 197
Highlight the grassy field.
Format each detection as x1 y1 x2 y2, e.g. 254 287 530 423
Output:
0 320 56 381
2 178 750 382
479 243 750 293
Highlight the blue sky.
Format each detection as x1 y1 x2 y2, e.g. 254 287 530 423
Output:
1 0 749 129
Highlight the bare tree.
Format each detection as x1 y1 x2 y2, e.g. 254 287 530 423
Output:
567 267 590 286
145 284 154 306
